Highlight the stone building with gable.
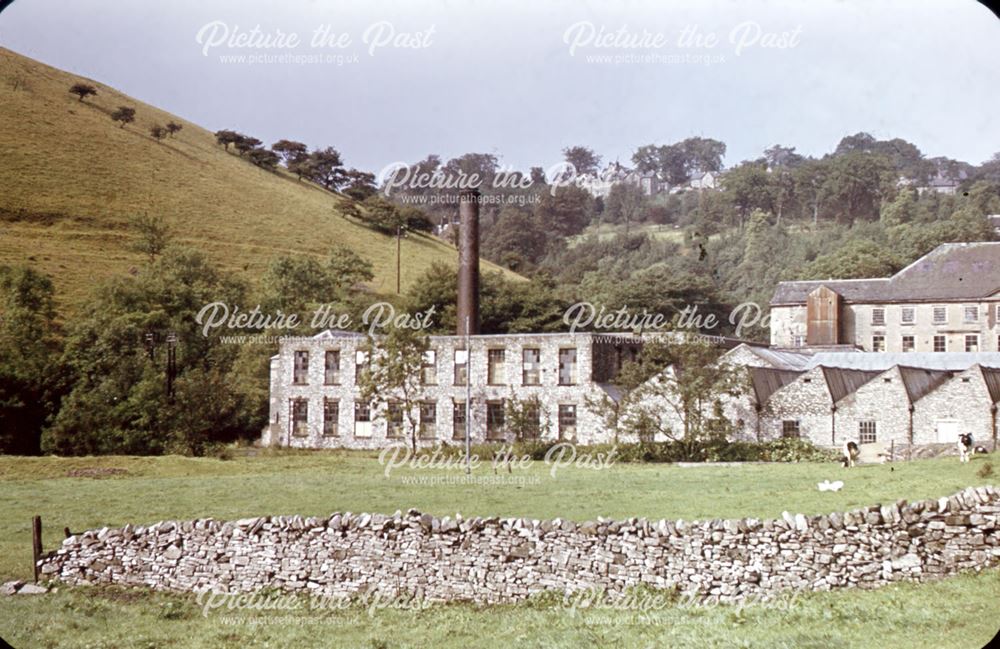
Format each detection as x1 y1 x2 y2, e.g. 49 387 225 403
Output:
770 242 1000 353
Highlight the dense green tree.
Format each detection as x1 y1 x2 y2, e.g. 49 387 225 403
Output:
535 185 593 237
819 152 896 224
482 206 549 269
562 146 601 176
43 247 253 455
800 239 899 280
0 267 65 455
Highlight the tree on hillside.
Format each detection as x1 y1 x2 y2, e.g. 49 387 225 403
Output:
247 148 279 170
272 140 309 166
0 266 66 455
562 146 601 176
482 206 549 270
763 144 804 169
110 106 136 128
234 135 263 156
819 152 896 224
306 147 348 190
444 153 500 190
165 121 183 137
357 195 406 234
632 137 726 186
535 185 593 237
69 83 97 102
722 161 774 228
214 129 240 151
357 327 430 450
604 182 647 234
800 239 899 280
129 213 172 261
342 169 378 201
149 124 168 141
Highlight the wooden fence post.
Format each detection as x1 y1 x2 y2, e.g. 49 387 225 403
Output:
31 516 42 583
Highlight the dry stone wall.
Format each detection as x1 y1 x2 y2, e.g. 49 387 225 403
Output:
38 486 1000 605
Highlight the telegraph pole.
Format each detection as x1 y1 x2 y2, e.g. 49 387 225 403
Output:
465 315 471 475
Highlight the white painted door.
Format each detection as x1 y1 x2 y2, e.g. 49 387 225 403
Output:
936 420 961 444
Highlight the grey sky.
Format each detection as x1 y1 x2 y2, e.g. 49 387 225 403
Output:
1 0 998 174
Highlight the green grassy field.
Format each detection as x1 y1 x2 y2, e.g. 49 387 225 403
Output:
0 48 517 312
0 452 998 648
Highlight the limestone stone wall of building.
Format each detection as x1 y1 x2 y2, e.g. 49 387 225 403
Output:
770 301 1000 352
912 366 996 445
266 333 613 449
830 367 912 446
760 367 835 446
38 487 1000 606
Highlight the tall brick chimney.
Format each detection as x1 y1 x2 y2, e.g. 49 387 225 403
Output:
456 188 480 336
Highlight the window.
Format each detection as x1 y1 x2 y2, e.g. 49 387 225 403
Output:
293 351 309 385
859 421 877 444
487 349 506 385
792 335 805 348
901 307 915 325
355 350 370 380
901 335 915 352
558 404 577 440
781 420 800 439
354 401 372 437
871 308 885 326
965 335 979 352
322 399 339 437
421 350 437 385
452 400 467 440
486 401 505 439
324 350 341 385
933 306 947 325
386 401 404 438
521 401 541 440
454 349 468 386
882 377 892 383
419 401 437 439
964 305 979 323
558 348 578 385
802 378 812 384
871 335 885 352
933 335 947 353
522 348 541 385
290 398 308 437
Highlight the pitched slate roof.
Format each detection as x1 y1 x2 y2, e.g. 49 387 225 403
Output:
741 345 814 370
821 367 881 403
749 367 805 405
771 242 1000 305
981 367 1000 404
897 367 953 404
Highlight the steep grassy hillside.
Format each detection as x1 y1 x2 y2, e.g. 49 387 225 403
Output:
0 47 514 312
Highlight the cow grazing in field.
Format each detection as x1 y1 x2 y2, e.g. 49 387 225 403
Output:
842 441 860 468
958 434 973 463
